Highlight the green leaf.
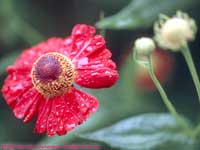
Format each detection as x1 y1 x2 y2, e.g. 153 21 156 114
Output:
96 0 199 30
80 113 196 150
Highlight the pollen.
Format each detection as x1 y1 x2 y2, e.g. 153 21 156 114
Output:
31 52 76 98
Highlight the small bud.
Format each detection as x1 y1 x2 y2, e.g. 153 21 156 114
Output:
134 37 156 56
133 37 155 66
154 11 197 51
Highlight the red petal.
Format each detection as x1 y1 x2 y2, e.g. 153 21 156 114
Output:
64 25 107 61
72 24 95 38
34 99 52 134
24 94 42 123
2 74 32 108
72 35 105 60
35 87 98 136
88 48 112 61
46 97 80 136
63 88 99 121
76 59 116 70
13 88 39 119
76 60 119 88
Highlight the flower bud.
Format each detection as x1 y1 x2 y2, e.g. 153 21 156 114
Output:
134 37 156 56
133 37 155 66
154 11 197 51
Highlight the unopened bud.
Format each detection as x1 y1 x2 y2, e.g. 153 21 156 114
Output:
154 11 197 51
133 37 155 66
134 37 155 56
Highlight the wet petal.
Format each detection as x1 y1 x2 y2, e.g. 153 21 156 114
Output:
44 87 98 136
64 24 107 61
76 59 116 70
24 94 42 123
88 48 112 61
47 97 80 136
71 35 105 61
2 74 32 108
13 88 39 119
76 60 119 88
64 88 99 120
34 99 53 134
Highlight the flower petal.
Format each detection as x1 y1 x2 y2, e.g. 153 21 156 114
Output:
76 59 116 70
76 60 119 88
72 24 95 38
13 88 39 119
34 99 53 134
64 24 107 61
63 88 99 121
88 48 112 61
72 35 106 60
46 96 80 136
36 87 98 136
2 74 32 108
24 94 42 123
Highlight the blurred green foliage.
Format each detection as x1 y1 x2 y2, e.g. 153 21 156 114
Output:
96 0 200 30
0 0 200 149
80 113 196 150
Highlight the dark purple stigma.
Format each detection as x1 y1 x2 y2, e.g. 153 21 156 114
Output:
34 55 61 82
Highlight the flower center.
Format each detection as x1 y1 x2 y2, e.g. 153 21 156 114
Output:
31 52 76 98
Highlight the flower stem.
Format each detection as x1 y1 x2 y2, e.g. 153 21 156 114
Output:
147 56 192 135
181 43 200 103
180 42 200 139
99 11 106 37
148 57 177 117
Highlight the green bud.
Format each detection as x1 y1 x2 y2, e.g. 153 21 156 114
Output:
134 37 155 56
133 37 155 66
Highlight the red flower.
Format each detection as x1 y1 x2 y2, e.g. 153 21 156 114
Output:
2 24 119 136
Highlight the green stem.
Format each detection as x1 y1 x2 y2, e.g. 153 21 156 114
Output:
181 44 200 138
147 56 192 135
148 57 178 117
99 11 106 37
181 43 200 103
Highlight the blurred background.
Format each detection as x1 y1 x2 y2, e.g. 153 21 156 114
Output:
0 0 200 149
